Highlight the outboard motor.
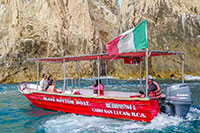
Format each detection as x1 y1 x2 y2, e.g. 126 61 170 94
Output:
161 84 193 118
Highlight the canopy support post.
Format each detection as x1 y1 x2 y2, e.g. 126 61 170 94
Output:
36 61 40 91
74 77 76 88
71 78 73 89
97 56 100 96
105 61 108 91
139 60 143 91
63 59 66 92
145 48 149 97
67 76 68 90
181 54 185 83
78 62 81 90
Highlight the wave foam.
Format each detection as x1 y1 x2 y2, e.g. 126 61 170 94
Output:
185 75 200 80
0 90 17 95
186 106 200 121
42 112 186 133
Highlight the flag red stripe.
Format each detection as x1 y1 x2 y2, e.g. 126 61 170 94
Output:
106 35 123 56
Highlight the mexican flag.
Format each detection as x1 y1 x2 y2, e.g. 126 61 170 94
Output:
106 20 148 56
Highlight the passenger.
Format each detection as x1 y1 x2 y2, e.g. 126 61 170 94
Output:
147 75 162 98
92 79 104 96
140 75 162 98
46 75 58 93
40 74 48 91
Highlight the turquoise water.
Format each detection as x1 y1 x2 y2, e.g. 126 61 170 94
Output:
0 79 200 132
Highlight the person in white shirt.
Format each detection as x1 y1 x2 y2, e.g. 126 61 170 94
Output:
40 74 48 91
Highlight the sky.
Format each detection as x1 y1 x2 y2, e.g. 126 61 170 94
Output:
118 0 122 7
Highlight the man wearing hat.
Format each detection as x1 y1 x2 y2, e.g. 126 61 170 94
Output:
146 75 162 98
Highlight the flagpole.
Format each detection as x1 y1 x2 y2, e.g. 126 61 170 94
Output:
36 61 40 91
145 48 149 97
97 56 100 96
145 19 149 98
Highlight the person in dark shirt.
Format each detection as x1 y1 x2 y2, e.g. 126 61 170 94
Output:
45 75 55 90
45 75 58 93
148 78 157 94
140 75 162 98
147 75 162 98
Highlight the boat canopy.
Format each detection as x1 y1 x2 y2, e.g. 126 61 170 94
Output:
28 50 183 63
29 50 185 97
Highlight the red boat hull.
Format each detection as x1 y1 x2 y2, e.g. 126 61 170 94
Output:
22 92 160 122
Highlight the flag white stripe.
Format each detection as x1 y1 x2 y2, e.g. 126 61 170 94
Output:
120 28 135 36
118 31 136 54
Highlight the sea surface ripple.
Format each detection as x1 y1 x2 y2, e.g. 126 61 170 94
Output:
0 79 200 133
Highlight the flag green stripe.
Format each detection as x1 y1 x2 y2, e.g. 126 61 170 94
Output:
133 20 148 50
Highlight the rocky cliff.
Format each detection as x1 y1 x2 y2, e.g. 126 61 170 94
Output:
0 0 199 83
0 0 120 82
119 0 200 79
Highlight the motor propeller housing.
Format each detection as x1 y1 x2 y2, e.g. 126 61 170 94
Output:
161 84 193 118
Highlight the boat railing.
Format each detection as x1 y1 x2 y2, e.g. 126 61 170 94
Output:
18 82 42 92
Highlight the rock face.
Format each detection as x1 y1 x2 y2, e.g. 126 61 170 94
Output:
119 0 200 79
0 0 200 83
0 0 120 82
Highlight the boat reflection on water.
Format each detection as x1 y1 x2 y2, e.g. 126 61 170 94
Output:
23 104 58 117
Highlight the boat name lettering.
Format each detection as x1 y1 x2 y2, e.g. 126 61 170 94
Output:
43 97 89 106
75 100 89 106
43 97 55 102
131 112 146 118
91 108 146 118
105 103 136 110
56 98 74 104
113 110 131 116
92 108 103 113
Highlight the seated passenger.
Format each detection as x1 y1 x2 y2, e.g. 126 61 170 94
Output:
46 75 58 93
92 79 104 96
40 74 48 91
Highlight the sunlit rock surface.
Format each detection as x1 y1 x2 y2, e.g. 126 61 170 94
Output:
119 0 200 79
0 0 120 82
0 0 199 82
